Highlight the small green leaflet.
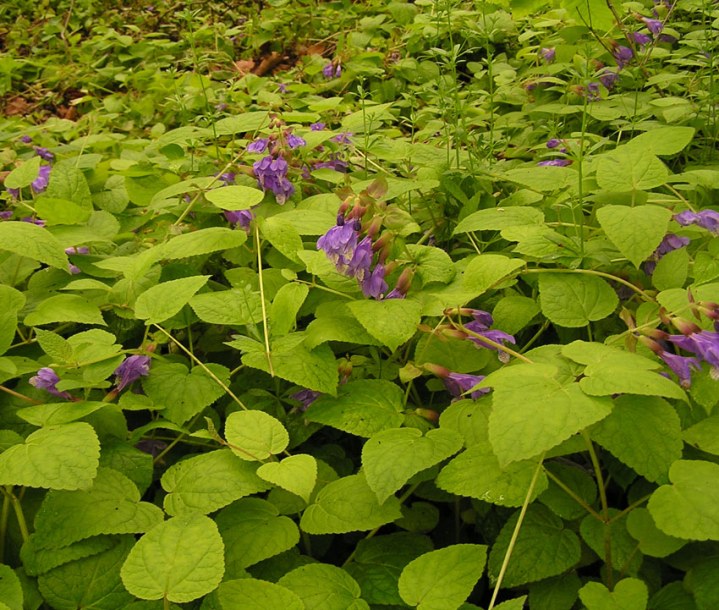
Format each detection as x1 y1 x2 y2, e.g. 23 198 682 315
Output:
24 294 106 327
260 216 304 262
300 474 402 534
270 283 309 337
538 273 618 327
4 155 41 188
225 410 289 461
278 564 369 610
216 579 304 610
627 126 695 156
453 206 544 234
21 535 114 577
120 513 225 603
625 508 685 558
579 578 648 610
134 275 209 324
398 544 488 610
32 468 164 549
214 111 270 135
205 185 265 210
0 217 64 266
257 454 317 502
347 299 422 351
216 498 300 572
648 460 719 541
18 401 110 427
159 227 247 259
362 428 463 503
596 205 672 269
305 379 405 438
0 422 99 490
463 254 524 297
162 448 270 515
190 287 263 325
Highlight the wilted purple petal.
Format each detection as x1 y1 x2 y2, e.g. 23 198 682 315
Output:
114 355 151 391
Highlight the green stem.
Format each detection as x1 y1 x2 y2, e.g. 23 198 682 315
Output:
523 268 654 302
7 487 29 544
583 432 613 588
487 458 544 610
0 491 10 563
609 494 652 524
453 321 534 364
543 467 603 521
254 223 274 377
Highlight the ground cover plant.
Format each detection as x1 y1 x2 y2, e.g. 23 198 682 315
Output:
0 0 718 608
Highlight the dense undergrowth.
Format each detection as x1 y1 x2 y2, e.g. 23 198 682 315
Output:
1 0 719 608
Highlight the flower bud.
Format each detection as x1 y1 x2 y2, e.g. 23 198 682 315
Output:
637 335 664 355
670 316 702 336
422 362 450 378
414 408 439 423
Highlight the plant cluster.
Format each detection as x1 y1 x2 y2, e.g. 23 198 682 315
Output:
0 0 718 609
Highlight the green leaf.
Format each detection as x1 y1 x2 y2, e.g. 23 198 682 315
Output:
579 578 648 610
0 285 24 356
486 364 612 465
190 288 263 325
683 414 719 455
627 127 695 156
99 440 154 496
271 209 335 235
141 362 229 425
304 302 383 348
453 206 543 234
398 544 487 610
270 283 309 337
463 254 524 297
120 513 225 603
35 197 91 225
648 460 719 541
242 341 339 395
0 423 99 490
528 573 581 610
162 448 270 515
224 410 289 461
278 564 369 610
596 146 669 191
363 428 463 503
562 0 616 31
538 273 618 327
24 294 106 327
160 227 247 259
134 275 210 324
488 504 581 588
4 155 41 188
32 468 164 549
43 161 93 211
502 166 577 192
17 401 109 427
214 111 270 135
216 579 304 610
0 222 68 268
591 395 682 483
413 334 491 374
305 380 405 438
625 508 685 558
686 557 719 610
406 245 455 285
38 536 135 610
204 184 266 210
492 296 540 335
596 205 673 268
539 462 597 520
34 328 73 363
437 401 548 506
216 498 300 572
260 216 304 262
0 564 22 610
652 246 689 290
580 511 642 576
346 299 422 351
300 473 402 534
257 454 317 502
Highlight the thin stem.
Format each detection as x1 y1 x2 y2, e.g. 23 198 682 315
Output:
254 223 274 377
7 487 29 543
487 458 544 610
583 431 613 588
544 467 603 521
0 386 42 404
452 321 534 364
523 268 654 302
609 494 652 524
0 491 10 563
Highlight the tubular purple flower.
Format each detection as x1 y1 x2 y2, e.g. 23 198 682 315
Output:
643 17 664 35
674 210 719 234
0 210 13 220
331 132 353 145
65 246 90 255
278 83 288 93
218 172 236 185
32 165 51 193
614 46 633 68
34 146 54 161
310 122 326 131
114 355 151 391
29 367 72 399
443 372 490 400
253 155 295 204
22 216 45 226
292 388 321 411
599 70 619 89
347 236 373 280
587 82 601 100
644 233 690 274
247 138 270 153
540 48 555 63
546 138 562 149
225 209 253 232
6 188 19 199
659 351 700 388
68 264 81 274
287 134 306 149
360 264 388 299
668 330 719 371
313 159 349 173
317 222 359 271
20 135 32 144
631 32 652 46
537 159 571 167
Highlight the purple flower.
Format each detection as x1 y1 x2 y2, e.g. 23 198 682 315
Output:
0 210 13 220
20 135 32 144
34 146 54 161
347 236 373 280
659 351 700 388
287 134 306 149
587 82 601 100
322 62 341 79
68 264 81 274
644 233 690 275
599 70 619 89
384 288 406 300
247 138 269 153
32 165 51 194
632 32 652 46
22 216 46 226
360 264 388 299
253 155 295 204
317 221 359 271
310 122 326 131
292 388 321 411
643 17 664 35
546 138 562 149
614 46 633 69
135 439 167 458
65 246 90 255
29 367 72 400
537 159 571 167
114 355 151 391
668 330 719 371
443 372 490 400
225 209 253 232
218 172 236 185
313 159 349 173
674 210 719 234
6 188 19 199
331 132 353 145
464 311 516 351
540 47 555 63
278 83 288 93
657 34 677 44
